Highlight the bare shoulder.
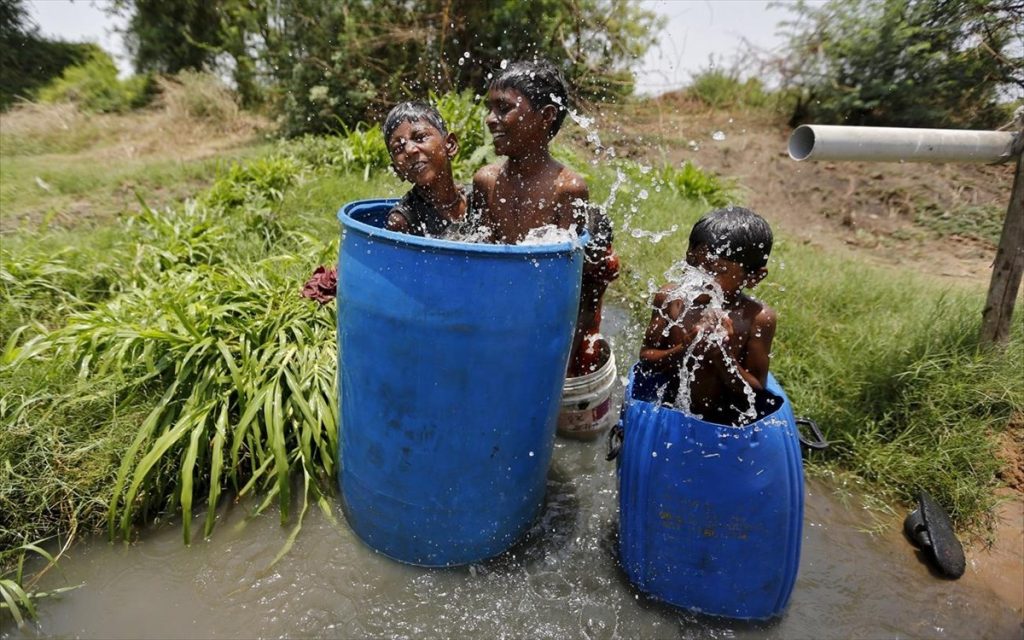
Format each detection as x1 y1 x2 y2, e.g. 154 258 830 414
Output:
652 284 684 317
473 162 502 191
749 299 778 335
555 164 588 199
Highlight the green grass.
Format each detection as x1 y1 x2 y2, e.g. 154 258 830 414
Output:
0 145 272 230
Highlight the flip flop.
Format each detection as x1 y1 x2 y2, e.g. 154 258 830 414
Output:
903 490 965 579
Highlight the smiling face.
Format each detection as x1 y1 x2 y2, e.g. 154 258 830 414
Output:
387 119 457 187
484 87 555 157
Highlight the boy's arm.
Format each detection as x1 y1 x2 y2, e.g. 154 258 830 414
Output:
706 305 777 392
472 165 498 241
639 290 697 370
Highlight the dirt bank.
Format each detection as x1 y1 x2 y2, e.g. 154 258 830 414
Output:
583 97 1015 287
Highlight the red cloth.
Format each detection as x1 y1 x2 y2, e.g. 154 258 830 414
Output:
301 265 337 304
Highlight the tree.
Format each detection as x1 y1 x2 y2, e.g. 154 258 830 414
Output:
110 0 662 134
0 0 96 108
264 0 663 136
776 0 1023 128
114 0 224 74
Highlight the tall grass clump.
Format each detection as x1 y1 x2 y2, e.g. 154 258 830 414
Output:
157 71 241 130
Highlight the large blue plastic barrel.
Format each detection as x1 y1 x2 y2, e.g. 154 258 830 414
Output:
336 199 585 566
617 368 804 620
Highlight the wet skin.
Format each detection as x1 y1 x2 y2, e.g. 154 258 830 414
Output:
386 119 466 232
473 87 588 244
640 248 776 424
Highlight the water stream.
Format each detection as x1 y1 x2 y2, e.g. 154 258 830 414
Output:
4 305 1019 639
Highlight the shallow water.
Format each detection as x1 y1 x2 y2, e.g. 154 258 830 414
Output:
4 307 1020 639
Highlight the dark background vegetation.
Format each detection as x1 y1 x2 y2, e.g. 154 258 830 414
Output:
2 0 1021 131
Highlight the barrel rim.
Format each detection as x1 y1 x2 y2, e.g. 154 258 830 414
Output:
338 198 589 256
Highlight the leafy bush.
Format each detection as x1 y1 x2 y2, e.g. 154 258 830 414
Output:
776 0 1020 127
0 1 97 109
687 69 770 109
36 50 154 113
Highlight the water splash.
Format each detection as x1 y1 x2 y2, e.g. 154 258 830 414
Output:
656 260 758 425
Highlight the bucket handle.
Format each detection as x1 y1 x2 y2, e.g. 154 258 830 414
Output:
796 416 829 450
606 423 624 461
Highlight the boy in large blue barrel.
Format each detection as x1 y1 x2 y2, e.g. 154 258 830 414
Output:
638 207 777 426
382 101 472 237
473 59 619 377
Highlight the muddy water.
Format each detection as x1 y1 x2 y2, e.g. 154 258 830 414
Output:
5 307 1022 639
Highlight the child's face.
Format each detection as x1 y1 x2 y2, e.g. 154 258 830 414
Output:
387 119 457 188
687 247 763 295
485 87 554 157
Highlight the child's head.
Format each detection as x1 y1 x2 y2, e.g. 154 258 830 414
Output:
485 59 569 155
383 101 458 188
686 206 773 292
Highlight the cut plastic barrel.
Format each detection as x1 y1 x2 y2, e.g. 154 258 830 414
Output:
617 368 804 620
336 199 585 566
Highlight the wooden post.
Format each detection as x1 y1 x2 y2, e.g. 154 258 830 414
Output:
980 143 1024 347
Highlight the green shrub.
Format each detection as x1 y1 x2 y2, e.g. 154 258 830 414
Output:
36 50 154 113
687 69 770 109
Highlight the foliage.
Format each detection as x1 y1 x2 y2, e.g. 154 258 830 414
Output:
36 49 154 113
107 0 662 135
776 0 1023 127
618 159 739 209
114 0 223 75
914 202 1006 245
0 0 98 109
687 69 771 110
0 540 79 628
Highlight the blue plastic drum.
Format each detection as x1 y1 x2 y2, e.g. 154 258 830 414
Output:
617 368 804 620
336 199 585 566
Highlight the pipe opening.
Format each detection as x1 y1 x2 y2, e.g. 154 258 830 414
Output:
788 126 816 161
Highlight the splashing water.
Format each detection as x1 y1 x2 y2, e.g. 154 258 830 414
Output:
657 260 758 425
518 224 581 247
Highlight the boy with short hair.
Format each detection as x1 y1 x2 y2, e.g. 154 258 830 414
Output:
383 101 470 237
638 206 777 426
473 59 619 377
473 59 588 242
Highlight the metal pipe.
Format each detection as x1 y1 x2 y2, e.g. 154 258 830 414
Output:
788 124 1017 164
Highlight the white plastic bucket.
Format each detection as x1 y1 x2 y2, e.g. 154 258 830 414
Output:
557 351 618 440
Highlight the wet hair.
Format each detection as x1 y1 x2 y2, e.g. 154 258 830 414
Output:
382 101 448 147
688 206 773 272
489 59 569 136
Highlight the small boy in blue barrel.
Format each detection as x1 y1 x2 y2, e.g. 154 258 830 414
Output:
474 59 620 377
382 101 472 237
638 206 777 425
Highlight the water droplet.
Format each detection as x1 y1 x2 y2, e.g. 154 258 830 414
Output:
500 59 509 69
638 189 649 200
712 130 726 141
528 450 535 457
